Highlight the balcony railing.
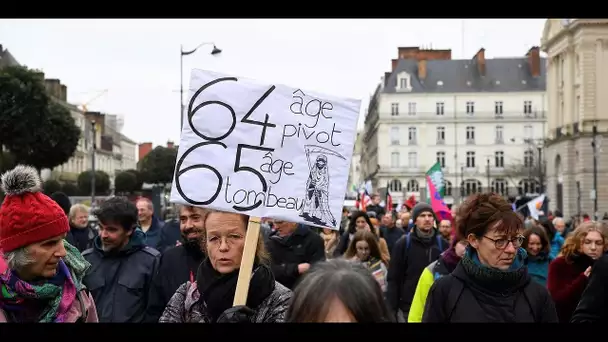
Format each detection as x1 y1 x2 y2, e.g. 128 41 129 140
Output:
383 111 546 121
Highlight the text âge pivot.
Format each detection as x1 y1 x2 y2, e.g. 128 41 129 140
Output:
280 89 343 148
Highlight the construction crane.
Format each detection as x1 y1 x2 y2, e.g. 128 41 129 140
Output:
78 89 108 112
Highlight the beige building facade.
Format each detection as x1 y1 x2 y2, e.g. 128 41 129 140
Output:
541 19 608 218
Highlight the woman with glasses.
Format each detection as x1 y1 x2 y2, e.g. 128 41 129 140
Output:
422 193 558 322
547 221 608 322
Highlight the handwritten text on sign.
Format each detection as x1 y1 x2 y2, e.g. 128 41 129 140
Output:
169 69 360 229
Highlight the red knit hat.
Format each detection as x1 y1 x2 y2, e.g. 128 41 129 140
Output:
0 165 69 252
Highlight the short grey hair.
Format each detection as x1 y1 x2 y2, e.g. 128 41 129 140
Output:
4 246 34 271
553 217 565 226
69 203 89 221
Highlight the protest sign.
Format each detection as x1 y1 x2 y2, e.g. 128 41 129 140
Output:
169 69 361 230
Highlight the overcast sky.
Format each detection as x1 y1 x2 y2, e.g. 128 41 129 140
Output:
0 19 546 148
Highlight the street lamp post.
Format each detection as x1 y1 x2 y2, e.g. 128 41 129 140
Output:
90 120 96 207
592 122 599 220
180 43 222 131
486 157 490 193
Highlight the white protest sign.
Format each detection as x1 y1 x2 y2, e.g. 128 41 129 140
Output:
170 69 361 230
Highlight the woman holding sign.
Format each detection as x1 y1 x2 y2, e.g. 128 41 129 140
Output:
159 210 292 323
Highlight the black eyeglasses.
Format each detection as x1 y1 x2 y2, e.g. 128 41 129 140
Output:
483 235 525 249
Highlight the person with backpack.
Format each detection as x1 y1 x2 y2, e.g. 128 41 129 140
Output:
386 203 448 322
422 193 558 323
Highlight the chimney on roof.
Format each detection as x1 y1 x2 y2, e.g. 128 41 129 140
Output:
384 72 391 87
60 84 67 102
391 59 398 72
473 48 486 76
526 46 541 77
44 79 62 100
418 60 427 80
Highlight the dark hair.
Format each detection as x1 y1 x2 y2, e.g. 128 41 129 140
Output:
94 196 138 231
523 225 551 255
347 211 375 235
286 259 394 322
344 230 386 265
455 192 524 240
538 218 557 242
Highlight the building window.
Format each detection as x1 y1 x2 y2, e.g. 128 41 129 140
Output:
519 179 540 195
406 180 419 192
408 127 417 145
389 179 402 192
408 152 417 168
524 125 533 139
524 101 532 115
436 102 445 116
391 103 399 116
400 78 408 89
408 102 416 115
466 126 475 144
462 179 482 196
466 101 475 115
437 151 446 168
391 152 400 168
494 151 504 168
398 74 412 91
492 179 509 196
495 101 503 115
436 126 445 144
524 150 534 167
444 180 453 196
495 125 504 144
390 127 400 145
466 151 476 168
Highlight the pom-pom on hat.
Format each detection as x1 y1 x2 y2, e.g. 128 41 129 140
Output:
0 165 69 252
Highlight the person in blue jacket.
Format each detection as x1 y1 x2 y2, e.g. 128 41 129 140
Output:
523 225 553 286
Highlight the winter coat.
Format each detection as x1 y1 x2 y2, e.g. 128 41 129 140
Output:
146 244 205 322
158 280 292 323
82 229 160 322
408 257 451 323
571 254 608 322
547 254 594 322
386 228 448 319
265 224 325 290
422 248 558 323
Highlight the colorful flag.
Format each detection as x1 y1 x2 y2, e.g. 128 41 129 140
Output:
426 174 453 224
385 181 393 212
404 195 417 210
526 194 546 220
425 162 445 204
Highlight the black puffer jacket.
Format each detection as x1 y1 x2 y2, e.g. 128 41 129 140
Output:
422 249 558 323
571 254 608 323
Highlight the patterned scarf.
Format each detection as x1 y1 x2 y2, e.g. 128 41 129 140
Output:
460 246 528 294
0 240 91 322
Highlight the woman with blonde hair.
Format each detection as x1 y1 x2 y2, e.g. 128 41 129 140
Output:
547 221 608 322
160 210 292 323
344 230 388 293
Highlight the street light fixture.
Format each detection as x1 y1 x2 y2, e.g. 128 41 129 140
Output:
180 42 222 130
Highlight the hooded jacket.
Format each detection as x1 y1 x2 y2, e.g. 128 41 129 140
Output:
82 229 160 322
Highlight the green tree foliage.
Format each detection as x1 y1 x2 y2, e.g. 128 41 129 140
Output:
124 169 143 191
114 171 138 195
42 180 62 195
0 65 80 171
77 170 110 196
138 146 177 186
61 182 79 196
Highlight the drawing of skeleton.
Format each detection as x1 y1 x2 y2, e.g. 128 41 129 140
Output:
300 145 346 227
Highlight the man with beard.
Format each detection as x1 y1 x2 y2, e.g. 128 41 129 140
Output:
82 197 160 322
146 205 207 322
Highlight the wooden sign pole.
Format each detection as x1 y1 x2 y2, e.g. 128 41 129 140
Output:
233 217 262 306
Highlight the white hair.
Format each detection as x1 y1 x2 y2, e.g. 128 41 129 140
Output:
4 247 34 271
69 203 89 221
553 217 565 225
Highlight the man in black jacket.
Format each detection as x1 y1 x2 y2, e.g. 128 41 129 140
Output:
265 221 325 290
386 203 448 322
82 197 160 323
571 254 608 322
146 205 207 322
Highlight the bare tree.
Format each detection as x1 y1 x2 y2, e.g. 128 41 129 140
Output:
503 158 542 195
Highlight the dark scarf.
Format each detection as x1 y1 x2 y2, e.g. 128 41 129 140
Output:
440 240 462 273
196 258 275 322
414 226 434 244
568 252 595 270
460 246 528 294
